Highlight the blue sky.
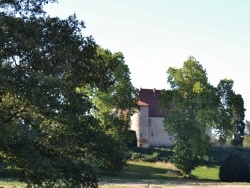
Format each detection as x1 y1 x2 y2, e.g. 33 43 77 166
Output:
45 0 250 120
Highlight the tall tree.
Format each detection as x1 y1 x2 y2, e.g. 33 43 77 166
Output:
216 79 245 146
244 120 250 146
0 0 137 187
245 120 250 135
230 94 245 146
160 57 219 176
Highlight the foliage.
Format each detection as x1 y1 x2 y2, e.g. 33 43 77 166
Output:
129 147 173 162
245 120 250 134
160 57 218 175
160 56 246 175
85 47 138 157
215 79 246 146
244 120 250 146
219 153 250 182
0 0 137 187
130 152 159 162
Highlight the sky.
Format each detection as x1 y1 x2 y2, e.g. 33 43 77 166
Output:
44 0 250 120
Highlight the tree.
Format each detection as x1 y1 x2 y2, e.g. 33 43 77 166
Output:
216 79 245 146
160 57 219 176
245 120 250 135
244 120 250 146
0 0 137 187
83 47 138 173
230 94 245 146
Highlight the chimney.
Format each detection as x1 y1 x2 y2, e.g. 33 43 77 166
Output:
153 88 156 96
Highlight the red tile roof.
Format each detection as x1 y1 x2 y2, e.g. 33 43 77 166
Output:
139 88 165 117
137 100 149 106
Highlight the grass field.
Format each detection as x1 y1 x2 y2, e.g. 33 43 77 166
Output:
100 161 249 188
102 161 180 184
1 147 250 187
0 161 248 188
192 165 219 180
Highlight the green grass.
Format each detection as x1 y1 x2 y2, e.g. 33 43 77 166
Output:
192 166 219 180
102 161 183 184
0 180 24 188
102 161 220 184
100 161 223 188
2 146 250 187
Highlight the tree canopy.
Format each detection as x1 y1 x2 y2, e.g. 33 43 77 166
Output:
160 57 217 175
160 56 245 175
216 79 245 146
0 0 137 187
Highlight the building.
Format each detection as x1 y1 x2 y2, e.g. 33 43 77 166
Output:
130 88 174 148
130 88 212 148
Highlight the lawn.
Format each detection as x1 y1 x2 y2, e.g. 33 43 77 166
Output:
102 161 180 184
192 165 219 180
101 161 249 188
2 146 250 187
0 161 248 188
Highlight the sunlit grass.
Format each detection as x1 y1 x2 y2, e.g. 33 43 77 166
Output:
102 161 181 183
101 161 222 188
192 166 219 180
0 180 25 188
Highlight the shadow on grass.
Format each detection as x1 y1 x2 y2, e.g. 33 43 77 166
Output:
104 163 172 183
103 162 219 185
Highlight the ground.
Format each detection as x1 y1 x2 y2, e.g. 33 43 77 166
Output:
100 182 250 188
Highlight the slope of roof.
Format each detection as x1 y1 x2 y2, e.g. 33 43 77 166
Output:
139 88 165 117
137 100 149 106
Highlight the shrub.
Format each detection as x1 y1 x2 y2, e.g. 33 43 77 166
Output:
219 153 250 182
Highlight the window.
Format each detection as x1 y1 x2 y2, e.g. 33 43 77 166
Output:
151 132 154 137
148 119 151 127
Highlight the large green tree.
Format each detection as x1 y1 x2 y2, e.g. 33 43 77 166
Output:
160 57 219 176
160 57 246 175
0 0 137 187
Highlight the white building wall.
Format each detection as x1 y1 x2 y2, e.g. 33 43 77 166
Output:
148 117 174 146
130 110 140 139
130 106 149 148
131 111 212 148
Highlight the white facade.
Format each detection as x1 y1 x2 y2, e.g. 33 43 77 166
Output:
130 88 212 148
130 106 174 148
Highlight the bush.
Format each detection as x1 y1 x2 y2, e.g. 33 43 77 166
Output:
129 152 159 162
219 153 250 182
